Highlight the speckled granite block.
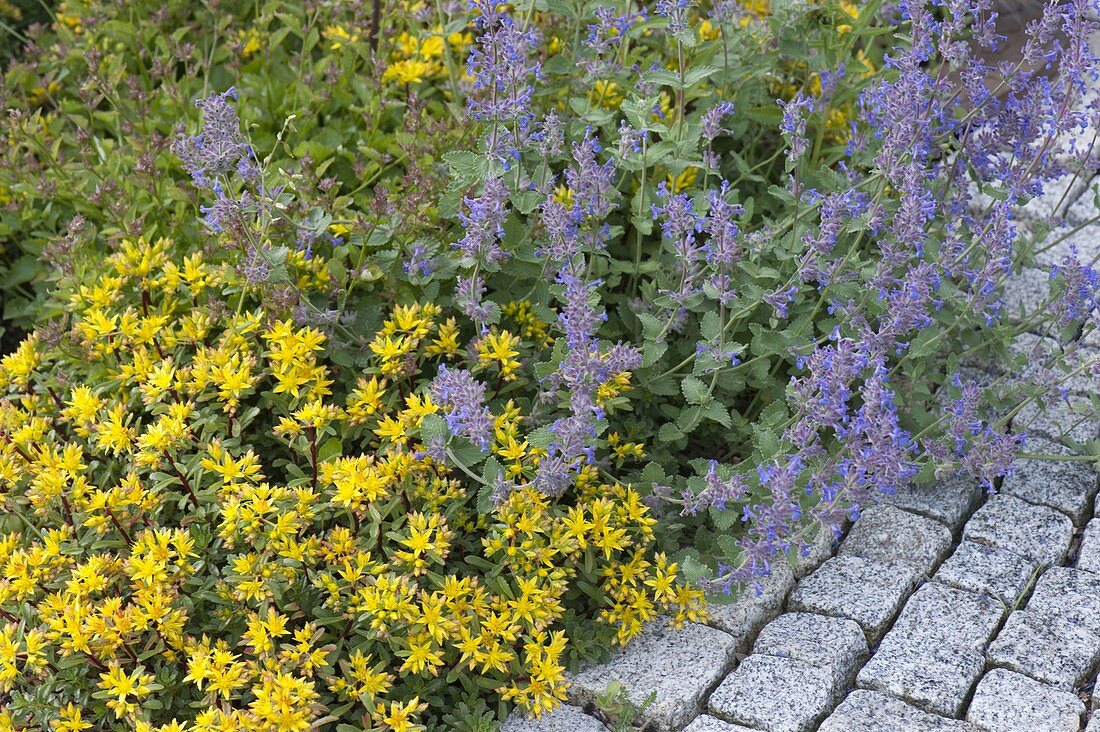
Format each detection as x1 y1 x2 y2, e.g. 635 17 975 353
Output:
887 582 1005 652
501 705 608 732
879 476 982 531
839 505 953 575
819 689 979 731
1017 173 1090 223
1033 222 1100 268
1088 716 1100 732
998 334 1097 397
1013 395 1100 447
986 610 1100 690
934 540 1037 607
567 620 737 731
792 526 840 579
1066 178 1100 225
708 654 839 732
1027 567 1100 630
856 636 985 717
752 612 868 687
1002 267 1052 325
1077 519 1100 575
966 669 1085 731
1001 438 1098 524
962 494 1074 567
682 715 759 732
788 555 920 642
705 562 795 653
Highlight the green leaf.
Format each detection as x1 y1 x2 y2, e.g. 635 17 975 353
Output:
317 438 343 463
681 375 710 405
442 150 488 185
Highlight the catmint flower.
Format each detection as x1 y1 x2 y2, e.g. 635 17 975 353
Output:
656 0 692 35
778 93 814 168
466 0 541 158
702 101 735 142
1049 246 1100 326
172 87 253 189
455 176 511 265
430 365 494 450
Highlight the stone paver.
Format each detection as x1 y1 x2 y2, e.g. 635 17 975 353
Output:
1077 518 1100 575
820 689 979 731
1002 266 1052 324
1013 394 1100 446
1018 172 1090 222
752 612 868 687
838 504 952 576
934 539 1038 607
986 610 1100 690
966 669 1085 731
1089 716 1100 732
682 715 759 732
853 583 1005 715
787 555 919 642
1003 333 1096 396
1033 222 1100 268
792 526 840 578
708 654 838 732
962 494 1074 567
857 636 985 717
1027 566 1100 629
1000 440 1098 524
501 706 607 732
567 620 737 731
1003 435 1095 521
705 562 794 653
887 581 1005 651
879 475 982 531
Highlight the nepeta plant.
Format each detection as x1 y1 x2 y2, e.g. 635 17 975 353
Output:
444 0 1100 592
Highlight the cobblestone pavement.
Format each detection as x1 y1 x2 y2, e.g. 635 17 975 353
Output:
502 122 1100 732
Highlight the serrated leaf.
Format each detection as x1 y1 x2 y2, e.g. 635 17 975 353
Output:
681 375 710 405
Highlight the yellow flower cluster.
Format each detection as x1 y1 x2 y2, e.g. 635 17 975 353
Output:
0 240 706 729
383 27 473 86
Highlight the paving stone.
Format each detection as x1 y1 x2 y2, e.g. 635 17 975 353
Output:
567 620 737 731
705 562 795 653
1002 266 1052 325
962 494 1074 567
1001 441 1098 524
1013 394 1100 447
500 705 608 732
1088 715 1100 732
1067 177 1100 225
819 689 979 731
792 525 840 579
751 612 868 688
839 504 952 576
856 636 986 717
1027 566 1100 630
987 610 1100 690
887 582 1005 652
934 540 1037 606
708 654 838 732
682 715 759 732
787 555 919 642
1034 221 1100 269
879 475 982 531
966 668 1085 731
1018 172 1091 223
1000 333 1097 396
1077 519 1100 575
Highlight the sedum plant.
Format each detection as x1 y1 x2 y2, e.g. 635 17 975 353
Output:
0 234 705 730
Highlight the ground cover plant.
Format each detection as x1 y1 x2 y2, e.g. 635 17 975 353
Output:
0 0 1097 728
